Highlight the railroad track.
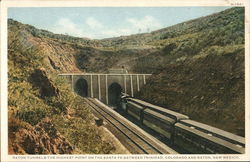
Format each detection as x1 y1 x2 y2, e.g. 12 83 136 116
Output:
84 97 177 154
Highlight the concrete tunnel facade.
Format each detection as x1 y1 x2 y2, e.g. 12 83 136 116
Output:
59 72 152 105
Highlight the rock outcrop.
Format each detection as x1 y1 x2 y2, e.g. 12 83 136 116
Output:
29 68 59 98
9 117 75 154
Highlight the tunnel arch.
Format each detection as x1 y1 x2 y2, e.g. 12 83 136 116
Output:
108 82 122 106
74 78 88 97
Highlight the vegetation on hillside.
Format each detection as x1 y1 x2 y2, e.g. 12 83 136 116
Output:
9 19 101 47
101 7 244 48
132 7 245 136
8 22 116 154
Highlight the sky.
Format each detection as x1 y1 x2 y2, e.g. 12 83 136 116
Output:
8 7 232 39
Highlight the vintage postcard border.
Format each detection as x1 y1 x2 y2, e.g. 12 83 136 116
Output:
1 0 250 161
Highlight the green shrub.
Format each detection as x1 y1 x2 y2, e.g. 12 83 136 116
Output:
53 113 115 154
16 107 47 125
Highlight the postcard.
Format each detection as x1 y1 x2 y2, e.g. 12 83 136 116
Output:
1 0 250 161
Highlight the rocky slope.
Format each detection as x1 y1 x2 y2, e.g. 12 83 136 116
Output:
8 19 157 73
8 21 125 154
9 117 76 154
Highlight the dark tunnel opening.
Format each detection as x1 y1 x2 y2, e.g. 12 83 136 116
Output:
74 78 88 97
108 83 122 107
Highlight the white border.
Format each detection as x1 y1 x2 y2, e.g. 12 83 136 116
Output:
1 0 250 161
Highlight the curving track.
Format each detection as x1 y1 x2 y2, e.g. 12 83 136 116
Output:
84 98 177 154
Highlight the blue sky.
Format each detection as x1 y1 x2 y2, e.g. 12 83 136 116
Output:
8 7 231 39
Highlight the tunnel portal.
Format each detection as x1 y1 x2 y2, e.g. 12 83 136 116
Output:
74 78 88 97
108 82 122 107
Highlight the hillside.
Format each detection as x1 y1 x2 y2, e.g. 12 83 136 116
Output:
101 7 243 48
96 7 245 136
97 7 245 136
8 6 245 154
132 7 245 136
8 20 128 154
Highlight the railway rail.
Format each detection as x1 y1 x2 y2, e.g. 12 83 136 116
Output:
84 97 177 154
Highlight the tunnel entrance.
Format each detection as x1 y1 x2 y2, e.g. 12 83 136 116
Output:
74 78 88 97
108 83 122 107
